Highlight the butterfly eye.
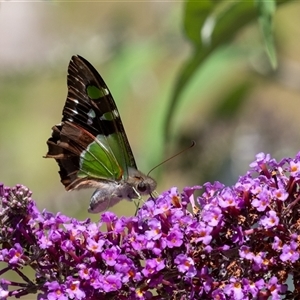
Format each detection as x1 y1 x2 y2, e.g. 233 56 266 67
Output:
137 182 147 193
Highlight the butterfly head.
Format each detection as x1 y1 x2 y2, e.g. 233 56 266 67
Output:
127 167 157 197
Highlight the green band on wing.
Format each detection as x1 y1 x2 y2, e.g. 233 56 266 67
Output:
101 133 131 180
78 137 122 180
101 111 115 121
87 85 108 100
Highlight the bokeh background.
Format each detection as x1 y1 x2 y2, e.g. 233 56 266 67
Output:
1 1 300 217
0 1 186 220
1 1 300 297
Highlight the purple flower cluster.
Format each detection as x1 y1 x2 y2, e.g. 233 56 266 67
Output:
1 152 300 299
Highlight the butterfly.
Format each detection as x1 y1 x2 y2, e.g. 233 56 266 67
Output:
45 55 157 213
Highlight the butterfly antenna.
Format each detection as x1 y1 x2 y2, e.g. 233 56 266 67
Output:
147 140 196 177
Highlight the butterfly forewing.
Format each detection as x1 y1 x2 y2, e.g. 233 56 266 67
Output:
47 56 137 188
68 56 137 174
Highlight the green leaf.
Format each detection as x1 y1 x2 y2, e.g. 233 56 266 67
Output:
255 0 277 69
183 0 215 47
164 0 294 141
165 0 256 140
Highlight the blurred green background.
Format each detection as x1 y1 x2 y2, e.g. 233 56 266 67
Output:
0 1 186 220
1 1 300 220
1 0 300 298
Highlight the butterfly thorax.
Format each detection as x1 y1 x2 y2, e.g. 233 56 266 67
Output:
89 167 156 213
